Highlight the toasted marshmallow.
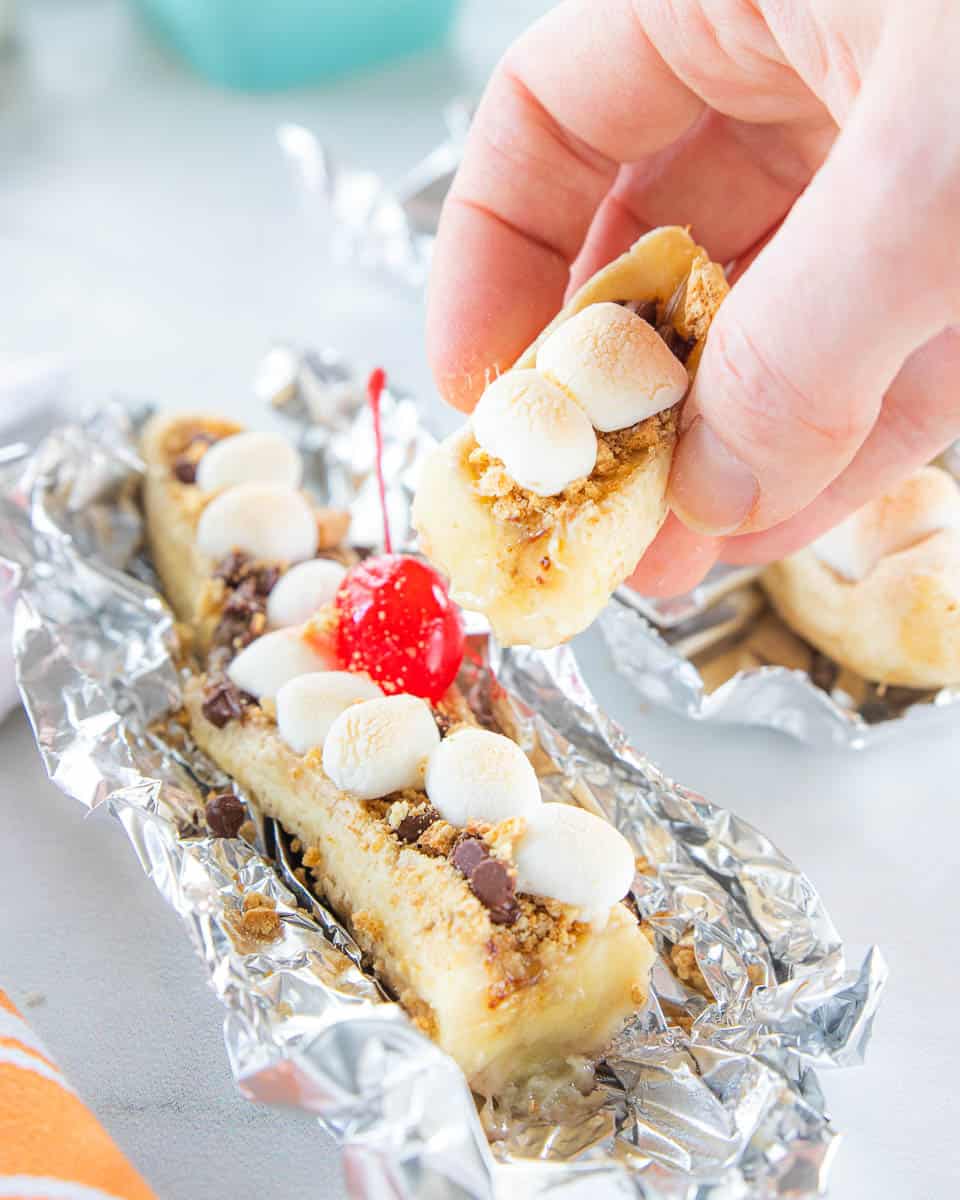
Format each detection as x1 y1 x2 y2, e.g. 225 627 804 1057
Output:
472 369 597 496
276 671 383 754
812 467 960 582
536 303 689 432
323 694 440 801
267 559 347 629
227 627 337 700
195 431 302 491
425 728 541 827
197 483 318 564
514 804 636 920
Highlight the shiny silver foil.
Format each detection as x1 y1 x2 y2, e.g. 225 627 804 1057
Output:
0 401 885 1198
289 122 960 748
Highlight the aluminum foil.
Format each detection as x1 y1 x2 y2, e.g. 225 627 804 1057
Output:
285 119 960 749
0 399 885 1199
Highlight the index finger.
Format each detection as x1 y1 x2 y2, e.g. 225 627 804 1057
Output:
426 0 703 411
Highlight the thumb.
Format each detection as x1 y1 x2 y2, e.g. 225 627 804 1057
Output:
668 73 960 536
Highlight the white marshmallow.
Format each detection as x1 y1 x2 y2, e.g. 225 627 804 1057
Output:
227 627 337 700
514 804 636 920
472 369 597 497
323 694 440 801
196 431 303 491
425 728 542 827
536 302 689 432
197 483 318 564
276 671 383 754
812 467 960 582
267 559 347 628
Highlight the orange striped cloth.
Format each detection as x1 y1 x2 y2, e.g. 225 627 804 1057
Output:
0 990 156 1200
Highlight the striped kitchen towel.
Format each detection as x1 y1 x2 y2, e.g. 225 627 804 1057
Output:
0 990 156 1200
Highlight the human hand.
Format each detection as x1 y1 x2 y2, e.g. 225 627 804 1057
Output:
426 0 960 596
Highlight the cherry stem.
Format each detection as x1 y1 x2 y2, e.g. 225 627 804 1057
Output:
367 367 392 555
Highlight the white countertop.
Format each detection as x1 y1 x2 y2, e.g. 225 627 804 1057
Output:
2 3 959 1198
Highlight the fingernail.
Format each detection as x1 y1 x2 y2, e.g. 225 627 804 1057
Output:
669 416 758 535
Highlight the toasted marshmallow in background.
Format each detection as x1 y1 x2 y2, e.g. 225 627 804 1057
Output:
276 671 383 754
514 803 636 922
425 728 542 827
227 627 337 700
323 694 440 800
472 369 597 496
197 483 318 563
536 303 689 432
267 558 347 629
811 466 960 582
195 431 303 491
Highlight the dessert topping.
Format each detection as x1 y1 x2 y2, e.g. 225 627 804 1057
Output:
322 693 440 801
276 670 383 754
227 627 338 700
452 837 519 926
266 557 347 628
425 727 542 827
334 554 465 702
536 302 689 432
472 369 597 497
201 675 253 728
396 804 440 844
205 791 247 838
514 804 636 922
195 430 303 491
197 482 319 564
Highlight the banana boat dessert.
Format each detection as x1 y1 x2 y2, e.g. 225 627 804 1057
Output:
142 409 655 1093
763 466 960 688
413 226 728 648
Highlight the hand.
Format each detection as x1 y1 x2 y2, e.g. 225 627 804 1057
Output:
426 0 960 596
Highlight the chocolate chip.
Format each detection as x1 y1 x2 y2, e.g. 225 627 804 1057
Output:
469 859 519 925
809 652 838 693
860 699 891 725
396 805 439 844
214 551 251 587
222 577 263 618
621 298 658 324
205 792 246 837
254 566 280 596
452 837 519 926
656 323 696 364
173 458 197 484
452 837 488 876
201 676 249 728
433 710 455 738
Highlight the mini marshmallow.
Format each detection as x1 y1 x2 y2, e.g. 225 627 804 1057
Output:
536 302 689 432
196 431 303 491
472 369 597 496
425 728 542 827
276 671 383 754
267 558 347 628
323 694 440 801
227 627 337 700
514 803 636 920
197 483 318 564
812 466 960 582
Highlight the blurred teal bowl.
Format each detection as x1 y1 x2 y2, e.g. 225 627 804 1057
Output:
132 0 462 90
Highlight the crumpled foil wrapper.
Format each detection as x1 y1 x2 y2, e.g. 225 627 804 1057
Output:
284 118 960 749
0 396 885 1199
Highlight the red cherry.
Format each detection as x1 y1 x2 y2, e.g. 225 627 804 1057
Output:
335 554 465 702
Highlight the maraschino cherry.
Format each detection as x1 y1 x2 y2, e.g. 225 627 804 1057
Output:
334 369 465 703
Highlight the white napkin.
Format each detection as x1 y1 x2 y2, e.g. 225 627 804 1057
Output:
0 354 69 726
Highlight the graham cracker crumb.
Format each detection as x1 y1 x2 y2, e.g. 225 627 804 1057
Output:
302 846 323 869
418 819 458 857
237 891 281 940
670 942 711 998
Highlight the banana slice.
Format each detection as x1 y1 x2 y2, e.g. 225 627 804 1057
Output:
413 226 727 648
